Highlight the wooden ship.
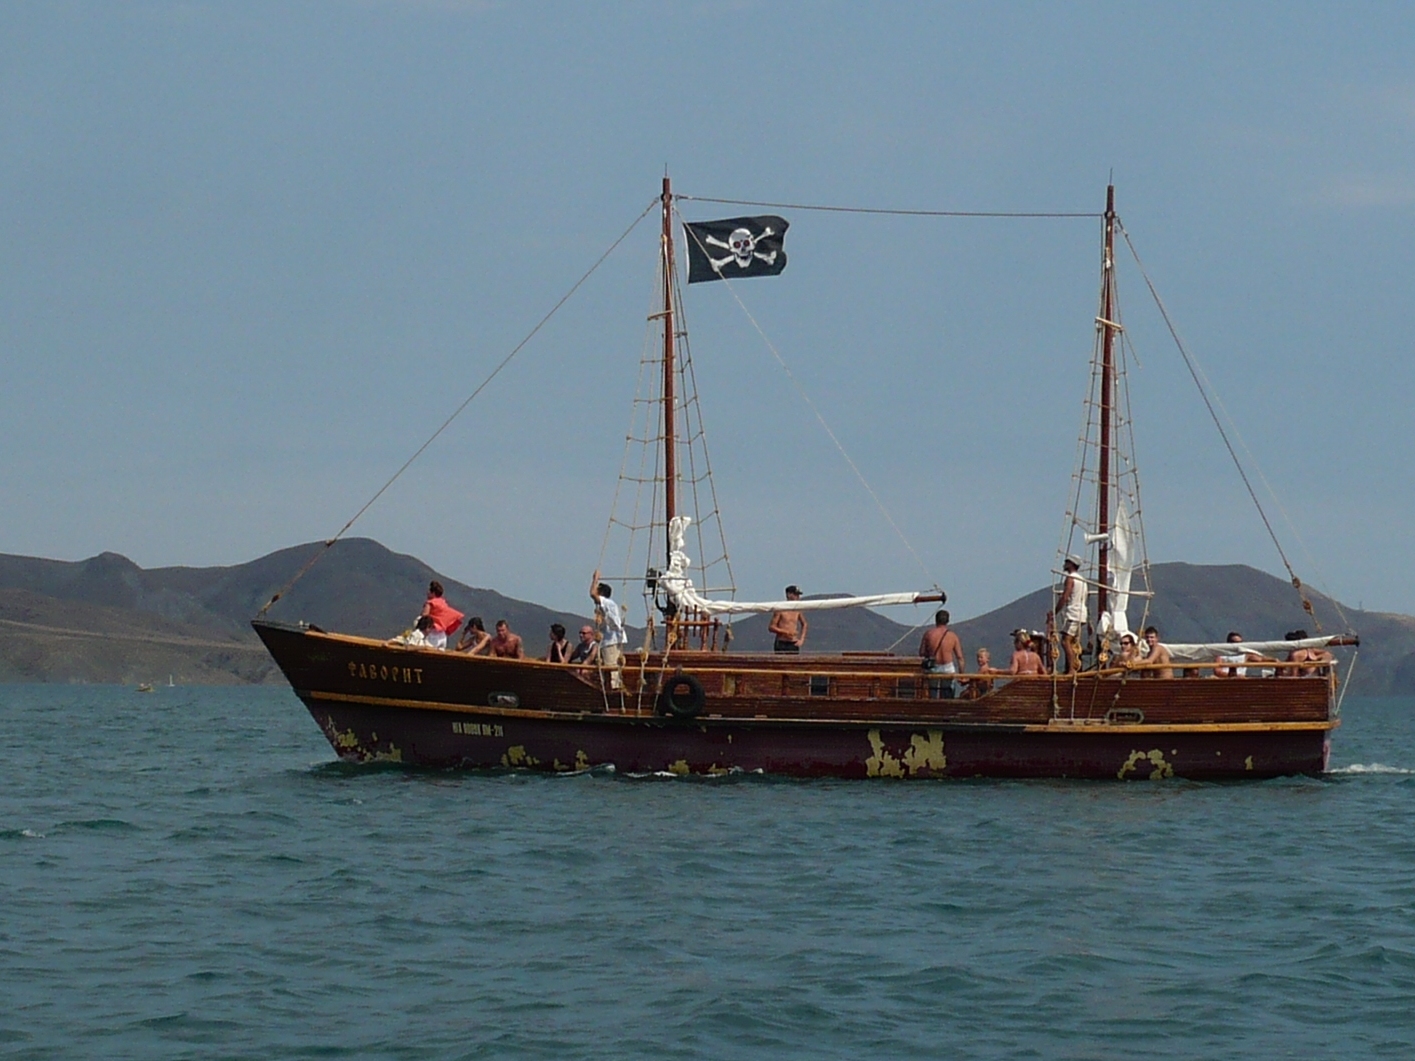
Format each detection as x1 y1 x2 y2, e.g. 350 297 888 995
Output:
254 180 1356 779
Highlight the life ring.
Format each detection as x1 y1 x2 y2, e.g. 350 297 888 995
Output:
659 672 706 719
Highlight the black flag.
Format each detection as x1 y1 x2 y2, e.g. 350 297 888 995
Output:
683 215 789 283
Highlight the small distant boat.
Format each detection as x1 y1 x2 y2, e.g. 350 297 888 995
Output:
137 682 155 693
168 674 175 688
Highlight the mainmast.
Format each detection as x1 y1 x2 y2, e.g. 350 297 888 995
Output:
1096 183 1117 620
660 175 677 563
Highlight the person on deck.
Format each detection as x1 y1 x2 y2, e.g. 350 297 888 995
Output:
1009 629 1045 675
590 571 626 690
545 623 571 664
768 586 808 653
489 620 525 659
965 647 998 699
420 581 464 651
1141 626 1175 679
569 624 600 668
1117 632 1141 668
1054 556 1087 674
455 616 491 655
1283 630 1333 677
920 610 964 670
1213 631 1274 677
920 610 964 699
390 614 436 648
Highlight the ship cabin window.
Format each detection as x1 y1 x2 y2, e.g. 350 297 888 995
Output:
895 677 916 699
809 675 831 697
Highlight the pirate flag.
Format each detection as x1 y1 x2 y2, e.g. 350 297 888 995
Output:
683 215 789 283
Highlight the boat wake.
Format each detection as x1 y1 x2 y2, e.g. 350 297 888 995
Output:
1327 763 1413 775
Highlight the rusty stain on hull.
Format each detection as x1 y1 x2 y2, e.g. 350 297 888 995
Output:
258 621 1338 781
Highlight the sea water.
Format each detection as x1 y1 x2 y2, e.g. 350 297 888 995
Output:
1 686 1412 1060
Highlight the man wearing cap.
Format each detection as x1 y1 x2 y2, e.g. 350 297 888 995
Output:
769 586 808 653
1054 556 1087 674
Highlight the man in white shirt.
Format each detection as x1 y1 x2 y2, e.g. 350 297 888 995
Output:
589 570 626 691
1053 556 1087 674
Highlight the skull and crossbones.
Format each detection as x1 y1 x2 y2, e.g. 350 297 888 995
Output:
704 226 778 271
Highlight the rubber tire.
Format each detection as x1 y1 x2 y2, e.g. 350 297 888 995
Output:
660 673 706 719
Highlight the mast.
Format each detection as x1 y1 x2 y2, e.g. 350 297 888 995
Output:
661 175 677 563
1096 183 1116 621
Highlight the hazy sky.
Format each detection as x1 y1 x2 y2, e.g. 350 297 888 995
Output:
2 1 1412 624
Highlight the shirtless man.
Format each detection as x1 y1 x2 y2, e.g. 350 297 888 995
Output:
1008 630 1045 675
768 585 808 653
1141 625 1174 679
489 619 525 659
1054 556 1087 674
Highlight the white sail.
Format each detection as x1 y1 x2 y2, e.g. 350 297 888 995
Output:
658 517 932 615
1084 498 1136 636
1160 636 1344 663
1103 498 1135 636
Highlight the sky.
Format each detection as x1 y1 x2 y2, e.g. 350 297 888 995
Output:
2 1 1413 624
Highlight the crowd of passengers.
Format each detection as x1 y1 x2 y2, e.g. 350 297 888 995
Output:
918 602 1333 700
389 578 627 685
392 579 1332 697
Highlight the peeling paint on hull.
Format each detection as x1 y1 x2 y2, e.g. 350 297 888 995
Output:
300 697 1329 780
258 621 1335 781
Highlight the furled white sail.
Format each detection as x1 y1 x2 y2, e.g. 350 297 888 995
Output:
1106 498 1134 636
1085 498 1136 636
1160 636 1345 662
658 517 934 615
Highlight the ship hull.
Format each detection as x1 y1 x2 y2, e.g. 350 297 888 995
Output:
256 621 1336 781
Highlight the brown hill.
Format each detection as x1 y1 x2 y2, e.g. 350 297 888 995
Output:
0 544 1408 693
0 539 597 684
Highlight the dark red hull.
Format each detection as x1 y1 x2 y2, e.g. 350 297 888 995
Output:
254 621 1336 780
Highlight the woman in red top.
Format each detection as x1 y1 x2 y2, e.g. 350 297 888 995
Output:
420 580 464 651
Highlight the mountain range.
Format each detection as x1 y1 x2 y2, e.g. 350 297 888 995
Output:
0 539 1409 694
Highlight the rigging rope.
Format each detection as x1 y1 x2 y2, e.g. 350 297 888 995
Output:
1116 220 1326 631
679 209 937 588
678 195 1101 219
256 199 658 618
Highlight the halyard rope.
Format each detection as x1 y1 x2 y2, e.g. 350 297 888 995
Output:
1117 220 1328 632
678 195 1100 219
256 200 658 617
679 208 938 590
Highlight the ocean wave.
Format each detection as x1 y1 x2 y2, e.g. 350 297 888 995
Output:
0 828 45 840
1327 763 1414 775
52 818 139 833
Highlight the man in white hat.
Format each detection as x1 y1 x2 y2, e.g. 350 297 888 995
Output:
1053 555 1087 674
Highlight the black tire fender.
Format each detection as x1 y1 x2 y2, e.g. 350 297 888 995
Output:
659 672 706 719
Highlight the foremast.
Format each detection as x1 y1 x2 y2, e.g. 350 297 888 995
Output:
660 176 678 561
601 176 737 657
1096 184 1116 620
1062 183 1151 660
